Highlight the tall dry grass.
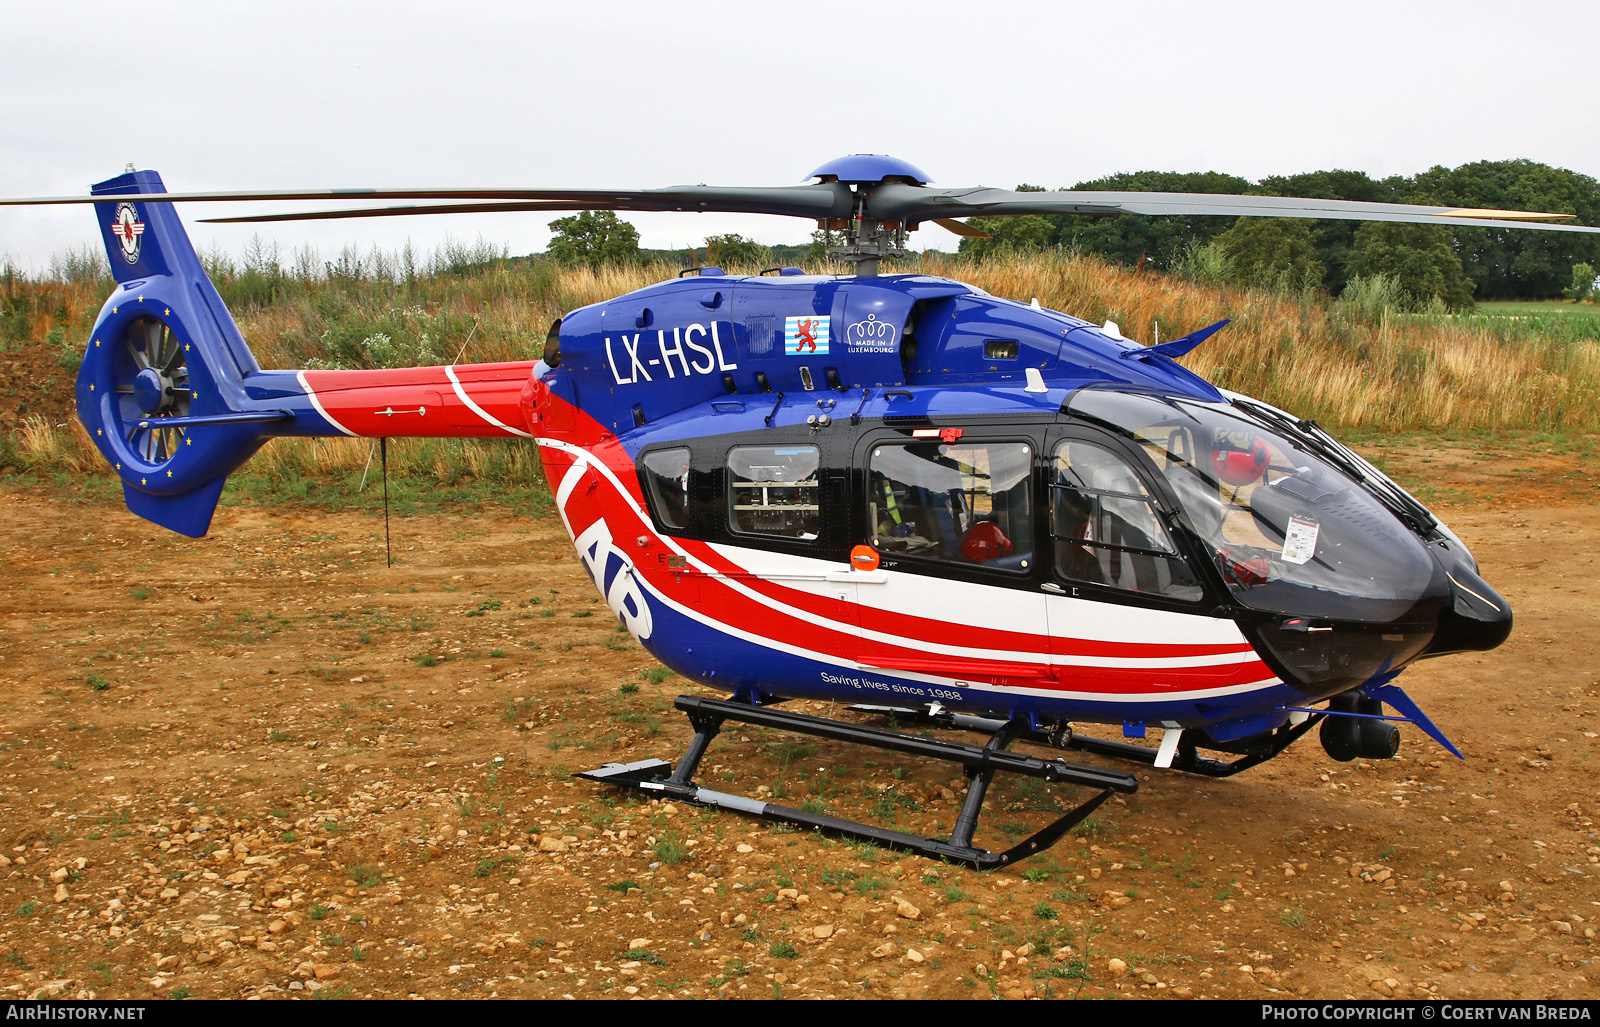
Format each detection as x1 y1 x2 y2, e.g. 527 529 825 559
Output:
4 247 1597 488
947 251 1600 432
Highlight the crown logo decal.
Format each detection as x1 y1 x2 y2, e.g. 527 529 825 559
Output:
846 314 897 352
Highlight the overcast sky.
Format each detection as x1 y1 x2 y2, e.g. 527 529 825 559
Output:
3 0 1597 272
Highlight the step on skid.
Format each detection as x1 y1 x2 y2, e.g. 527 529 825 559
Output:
578 695 1138 870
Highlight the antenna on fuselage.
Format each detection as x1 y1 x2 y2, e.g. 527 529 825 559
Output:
381 437 392 568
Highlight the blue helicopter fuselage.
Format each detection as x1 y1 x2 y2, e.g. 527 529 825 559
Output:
521 269 1509 748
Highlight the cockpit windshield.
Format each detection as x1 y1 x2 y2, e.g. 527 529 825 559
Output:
1066 389 1440 623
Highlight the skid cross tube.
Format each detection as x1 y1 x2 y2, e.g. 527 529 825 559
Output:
578 695 1137 870
850 705 1326 779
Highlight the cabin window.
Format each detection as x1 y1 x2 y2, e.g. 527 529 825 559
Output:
639 447 692 531
869 441 1033 570
1051 440 1202 601
727 445 821 539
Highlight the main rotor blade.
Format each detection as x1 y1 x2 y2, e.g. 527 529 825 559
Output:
931 217 992 239
0 183 855 221
200 201 612 224
870 183 1600 234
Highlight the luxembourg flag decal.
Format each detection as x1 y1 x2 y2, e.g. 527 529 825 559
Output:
784 316 829 356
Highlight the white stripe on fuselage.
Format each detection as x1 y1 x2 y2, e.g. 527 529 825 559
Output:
625 556 1283 704
297 370 358 437
709 543 1259 668
446 365 533 438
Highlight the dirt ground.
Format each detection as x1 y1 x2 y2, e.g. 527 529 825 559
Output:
0 439 1596 1002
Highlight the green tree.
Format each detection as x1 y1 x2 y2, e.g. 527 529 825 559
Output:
702 234 770 267
1253 170 1406 293
808 229 833 263
1346 221 1475 311
1564 262 1597 302
1052 171 1253 269
546 211 641 268
957 214 1054 258
1409 159 1600 298
1215 218 1324 290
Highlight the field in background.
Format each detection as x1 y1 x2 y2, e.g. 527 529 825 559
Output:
2 247 1598 499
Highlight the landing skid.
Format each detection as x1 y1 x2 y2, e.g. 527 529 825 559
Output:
850 706 1325 779
578 696 1138 870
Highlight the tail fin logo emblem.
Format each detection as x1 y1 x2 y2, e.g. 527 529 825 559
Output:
110 203 145 264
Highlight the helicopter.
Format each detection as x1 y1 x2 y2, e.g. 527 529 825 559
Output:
6 154 1596 869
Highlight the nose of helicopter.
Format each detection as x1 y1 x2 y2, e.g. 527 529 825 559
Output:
1423 551 1513 656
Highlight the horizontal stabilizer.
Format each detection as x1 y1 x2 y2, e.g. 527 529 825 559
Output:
1123 319 1231 362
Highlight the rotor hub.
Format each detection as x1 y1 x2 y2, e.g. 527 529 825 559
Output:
133 366 173 414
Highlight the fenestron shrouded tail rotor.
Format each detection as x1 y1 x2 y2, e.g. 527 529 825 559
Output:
118 315 191 464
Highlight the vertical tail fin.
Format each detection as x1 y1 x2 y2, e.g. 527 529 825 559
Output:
78 169 274 536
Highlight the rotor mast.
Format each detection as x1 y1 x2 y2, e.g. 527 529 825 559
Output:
809 155 931 276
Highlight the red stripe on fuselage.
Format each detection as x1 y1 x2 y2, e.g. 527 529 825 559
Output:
301 362 536 437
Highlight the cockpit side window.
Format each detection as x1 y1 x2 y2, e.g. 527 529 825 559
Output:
639 447 692 532
1051 440 1202 601
868 441 1033 571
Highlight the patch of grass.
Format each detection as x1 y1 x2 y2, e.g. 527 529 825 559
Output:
769 940 799 959
1072 815 1107 839
348 864 383 889
623 947 665 965
852 873 890 899
411 653 440 667
473 855 520 878
653 835 689 866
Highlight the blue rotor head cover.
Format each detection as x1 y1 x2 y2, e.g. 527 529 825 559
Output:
808 155 931 185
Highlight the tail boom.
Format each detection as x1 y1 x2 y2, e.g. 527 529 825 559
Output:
281 361 539 439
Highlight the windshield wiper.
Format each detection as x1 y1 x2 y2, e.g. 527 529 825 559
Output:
1231 399 1436 536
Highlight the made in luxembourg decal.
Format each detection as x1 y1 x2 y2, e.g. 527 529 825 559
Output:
845 314 897 353
784 316 829 356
